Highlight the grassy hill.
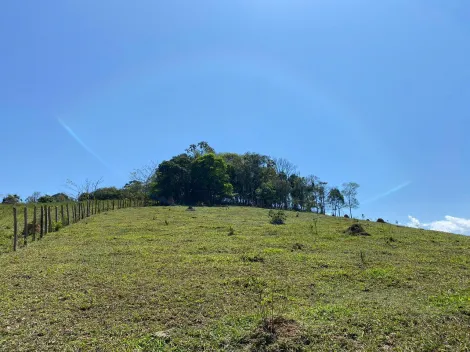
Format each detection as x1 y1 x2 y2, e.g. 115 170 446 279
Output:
0 206 469 351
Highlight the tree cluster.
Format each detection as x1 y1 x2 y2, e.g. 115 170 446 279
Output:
146 142 360 216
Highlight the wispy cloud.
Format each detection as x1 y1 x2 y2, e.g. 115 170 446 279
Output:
363 181 412 204
407 215 470 236
57 118 109 168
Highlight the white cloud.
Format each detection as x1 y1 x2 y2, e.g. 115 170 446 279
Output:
407 216 422 228
407 215 470 235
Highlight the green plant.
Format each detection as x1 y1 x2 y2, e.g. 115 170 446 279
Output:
165 220 169 226
228 226 235 236
311 215 319 236
54 222 63 232
268 210 287 225
360 251 366 267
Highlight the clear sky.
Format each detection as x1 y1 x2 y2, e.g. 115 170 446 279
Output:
1 0 469 234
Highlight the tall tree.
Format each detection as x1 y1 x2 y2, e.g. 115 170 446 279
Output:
191 153 233 205
315 181 328 214
129 161 158 200
25 191 41 203
153 154 192 204
327 187 345 216
185 141 215 159
273 158 297 179
66 178 103 201
342 182 360 218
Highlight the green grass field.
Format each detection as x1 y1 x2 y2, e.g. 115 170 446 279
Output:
0 206 469 351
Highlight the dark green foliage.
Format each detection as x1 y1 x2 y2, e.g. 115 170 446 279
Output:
2 194 21 204
191 153 233 205
38 193 70 203
38 195 54 203
91 187 122 200
152 154 192 204
327 188 345 216
54 221 63 232
78 192 92 201
268 210 287 225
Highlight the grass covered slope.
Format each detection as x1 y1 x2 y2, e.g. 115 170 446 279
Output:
0 207 469 351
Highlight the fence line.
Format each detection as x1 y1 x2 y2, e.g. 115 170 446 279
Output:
11 199 146 251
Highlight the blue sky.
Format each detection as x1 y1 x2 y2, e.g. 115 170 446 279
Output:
1 0 469 234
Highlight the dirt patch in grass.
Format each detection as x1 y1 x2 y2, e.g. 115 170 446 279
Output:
344 224 370 236
240 317 310 351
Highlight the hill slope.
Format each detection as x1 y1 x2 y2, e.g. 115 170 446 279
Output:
0 207 469 351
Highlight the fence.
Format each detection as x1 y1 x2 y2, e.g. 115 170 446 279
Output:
11 198 145 251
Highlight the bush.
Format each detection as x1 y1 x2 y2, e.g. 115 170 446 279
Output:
54 222 64 232
268 210 287 225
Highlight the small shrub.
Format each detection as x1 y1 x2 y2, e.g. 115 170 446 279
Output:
292 243 304 251
242 254 265 263
54 222 63 232
228 226 236 236
164 220 169 226
268 210 287 225
377 218 386 223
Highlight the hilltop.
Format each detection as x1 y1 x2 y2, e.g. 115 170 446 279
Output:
0 206 469 351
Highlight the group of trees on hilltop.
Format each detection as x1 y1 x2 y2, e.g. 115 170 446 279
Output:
146 142 360 216
5 142 360 217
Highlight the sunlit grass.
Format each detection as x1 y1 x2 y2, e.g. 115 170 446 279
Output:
0 206 469 351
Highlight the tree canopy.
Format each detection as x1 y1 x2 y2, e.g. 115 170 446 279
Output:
144 142 360 214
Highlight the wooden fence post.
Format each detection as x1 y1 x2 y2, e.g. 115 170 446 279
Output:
44 206 48 234
66 204 70 226
13 208 17 251
23 206 28 246
112 200 115 210
61 205 64 225
48 206 53 232
55 206 58 225
40 206 44 238
33 206 37 241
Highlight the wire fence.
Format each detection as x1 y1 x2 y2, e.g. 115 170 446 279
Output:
10 198 145 251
